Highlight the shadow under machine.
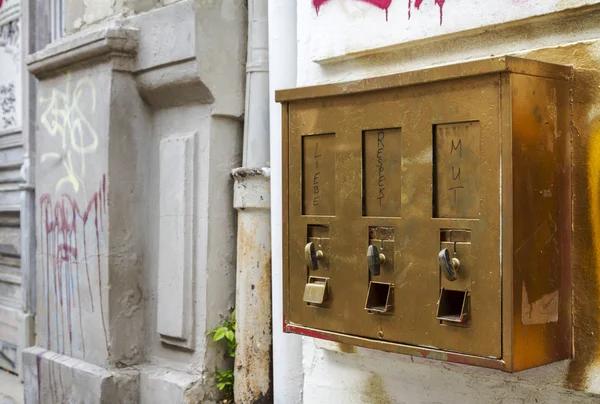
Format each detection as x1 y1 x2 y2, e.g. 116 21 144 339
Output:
276 57 572 372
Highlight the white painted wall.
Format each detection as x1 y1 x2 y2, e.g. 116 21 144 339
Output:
270 1 600 402
301 0 597 63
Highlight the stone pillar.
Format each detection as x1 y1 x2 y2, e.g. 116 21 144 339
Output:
22 23 144 403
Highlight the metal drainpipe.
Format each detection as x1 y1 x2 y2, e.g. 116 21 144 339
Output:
232 0 272 402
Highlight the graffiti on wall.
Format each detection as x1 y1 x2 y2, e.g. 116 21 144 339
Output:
0 20 20 130
313 0 447 24
0 83 16 129
39 175 109 358
38 72 109 362
40 72 99 195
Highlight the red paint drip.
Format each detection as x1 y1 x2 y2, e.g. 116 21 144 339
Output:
359 0 392 20
36 354 42 403
313 0 332 14
408 0 411 18
73 223 85 357
414 0 424 9
435 0 445 25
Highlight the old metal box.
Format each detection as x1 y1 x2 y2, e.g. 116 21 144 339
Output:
276 57 572 372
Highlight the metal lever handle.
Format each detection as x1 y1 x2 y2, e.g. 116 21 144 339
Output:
305 242 323 270
367 244 386 276
438 248 460 281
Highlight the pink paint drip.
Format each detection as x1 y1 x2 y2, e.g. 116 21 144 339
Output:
409 0 446 24
435 0 445 25
359 0 393 21
313 0 447 25
313 0 332 14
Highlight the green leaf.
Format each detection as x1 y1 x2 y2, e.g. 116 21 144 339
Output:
213 329 227 341
210 311 236 393
216 370 233 381
227 340 236 357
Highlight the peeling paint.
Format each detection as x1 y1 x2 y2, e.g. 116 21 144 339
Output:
521 285 559 325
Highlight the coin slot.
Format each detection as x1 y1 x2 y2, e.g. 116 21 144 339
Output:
365 281 394 314
440 229 471 243
436 288 469 324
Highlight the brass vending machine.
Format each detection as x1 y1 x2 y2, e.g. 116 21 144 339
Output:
276 57 572 372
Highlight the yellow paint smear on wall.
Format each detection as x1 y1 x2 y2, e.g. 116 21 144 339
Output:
525 42 600 391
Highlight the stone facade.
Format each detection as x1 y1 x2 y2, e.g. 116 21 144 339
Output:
22 1 246 402
0 0 31 377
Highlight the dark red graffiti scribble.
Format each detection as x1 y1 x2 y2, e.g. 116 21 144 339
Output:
359 0 393 20
36 354 41 403
313 0 332 14
40 174 109 359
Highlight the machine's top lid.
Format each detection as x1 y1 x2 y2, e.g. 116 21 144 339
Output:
275 56 572 103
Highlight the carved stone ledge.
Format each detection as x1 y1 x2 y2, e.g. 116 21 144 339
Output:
26 21 138 78
0 0 20 27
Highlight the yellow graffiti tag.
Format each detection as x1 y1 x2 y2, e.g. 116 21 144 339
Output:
40 72 98 194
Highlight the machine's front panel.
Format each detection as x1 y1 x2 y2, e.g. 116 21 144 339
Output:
287 75 502 358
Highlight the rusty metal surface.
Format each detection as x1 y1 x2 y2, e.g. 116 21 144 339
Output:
280 57 572 372
509 74 572 371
